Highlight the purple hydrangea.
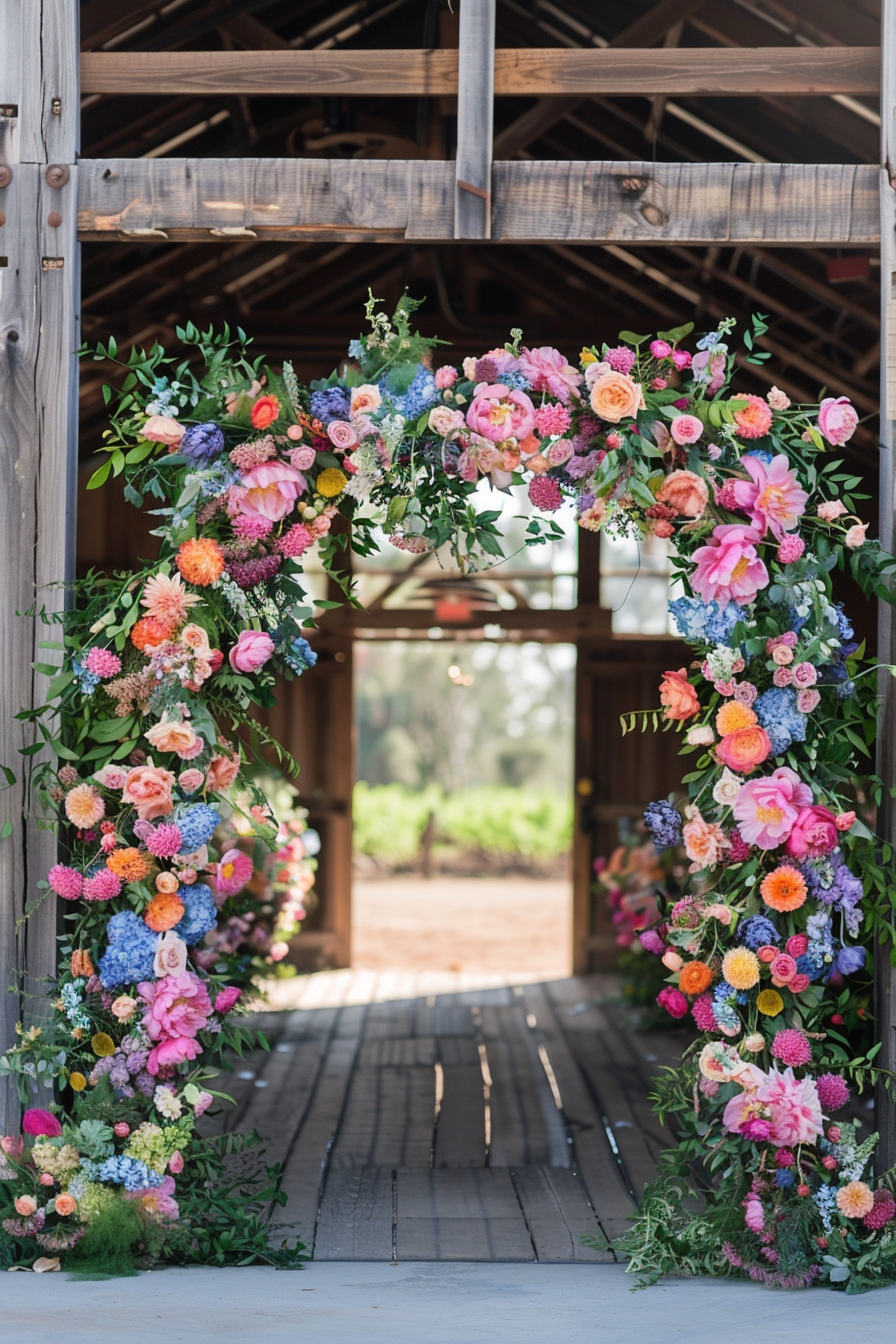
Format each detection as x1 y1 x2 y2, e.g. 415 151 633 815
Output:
310 386 351 425
180 422 225 464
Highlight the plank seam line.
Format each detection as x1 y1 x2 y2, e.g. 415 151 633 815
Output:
309 1003 371 1254
507 1168 541 1264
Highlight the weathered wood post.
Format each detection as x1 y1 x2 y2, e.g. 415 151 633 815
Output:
0 1 80 1129
454 0 494 240
878 0 896 1172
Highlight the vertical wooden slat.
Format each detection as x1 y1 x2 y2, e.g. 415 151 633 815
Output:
877 0 896 1173
0 0 80 1129
454 0 494 240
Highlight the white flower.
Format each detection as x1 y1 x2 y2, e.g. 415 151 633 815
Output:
686 724 715 746
154 1086 183 1120
712 767 743 809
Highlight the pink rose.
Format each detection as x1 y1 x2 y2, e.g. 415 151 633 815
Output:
786 934 809 957
669 414 703 446
326 420 358 452
845 523 868 549
14 1195 37 1217
428 406 465 438
836 810 856 832
288 445 317 471
784 805 838 858
818 396 858 446
770 953 797 984
230 461 306 522
773 667 793 687
206 748 241 791
817 500 848 522
545 438 574 467
168 1150 184 1174
466 384 536 442
791 662 817 688
796 687 820 713
671 350 692 371
143 415 184 446
691 525 769 607
229 630 275 673
179 768 204 794
435 366 457 389
122 765 176 822
517 346 580 403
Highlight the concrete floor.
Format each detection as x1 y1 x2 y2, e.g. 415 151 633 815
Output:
6 1262 895 1344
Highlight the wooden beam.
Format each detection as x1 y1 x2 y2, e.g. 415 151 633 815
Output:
79 46 883 98
455 0 494 241
876 0 896 1175
0 0 80 1131
75 158 881 245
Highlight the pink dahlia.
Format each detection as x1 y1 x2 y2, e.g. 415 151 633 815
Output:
690 524 769 607
145 823 184 859
691 994 718 1032
602 347 636 376
48 864 83 901
815 1072 850 1113
83 647 122 678
757 1066 823 1147
732 454 808 541
139 972 212 1044
532 403 571 437
528 476 562 511
732 766 813 850
82 868 122 901
770 1029 812 1068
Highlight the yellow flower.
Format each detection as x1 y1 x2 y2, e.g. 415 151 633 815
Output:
316 468 347 499
715 701 757 736
756 989 784 1017
91 1032 116 1058
68 1071 87 1091
836 1181 875 1219
721 946 760 991
580 348 597 365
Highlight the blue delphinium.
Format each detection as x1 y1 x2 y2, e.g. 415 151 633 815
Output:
755 687 807 755
643 800 682 850
180 422 225 464
739 915 780 950
310 386 351 425
173 804 221 854
347 340 364 360
61 981 91 1031
174 883 218 945
774 1169 795 1189
283 636 318 676
668 597 741 645
98 912 158 989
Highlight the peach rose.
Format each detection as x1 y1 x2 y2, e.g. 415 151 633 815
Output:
206 749 241 792
659 668 700 721
589 370 642 422
682 815 729 870
54 1193 77 1217
145 717 198 757
180 623 212 656
657 470 709 519
350 384 382 418
143 415 184 446
111 995 137 1022
122 765 176 822
14 1195 37 1217
715 725 771 774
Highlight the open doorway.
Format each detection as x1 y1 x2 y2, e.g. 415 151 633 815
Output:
352 638 576 980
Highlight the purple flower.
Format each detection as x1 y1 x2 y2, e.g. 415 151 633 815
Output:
180 422 225 464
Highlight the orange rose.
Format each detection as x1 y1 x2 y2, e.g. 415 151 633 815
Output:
54 1193 77 1216
144 892 186 933
659 668 700 722
679 960 713 996
206 749 241 792
121 765 176 822
657 470 709 520
250 394 280 430
716 725 771 775
589 370 642 422
145 718 198 757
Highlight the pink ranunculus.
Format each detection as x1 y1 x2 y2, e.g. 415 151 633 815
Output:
143 415 184 446
669 414 703 446
650 340 672 359
139 972 212 1044
731 454 808 541
770 953 798 985
229 630 275 673
690 524 769 607
214 986 243 1014
230 461 306 522
146 1037 203 1076
733 766 813 850
517 347 581 404
22 1108 62 1138
818 396 858 446
796 687 821 713
784 805 838 858
465 384 536 443
545 438 574 467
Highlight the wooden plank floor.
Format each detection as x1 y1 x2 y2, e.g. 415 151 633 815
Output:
214 973 681 1263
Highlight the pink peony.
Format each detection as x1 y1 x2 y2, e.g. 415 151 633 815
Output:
229 630 275 674
465 384 536 442
733 766 813 849
757 1066 823 1147
732 454 808 541
690 524 769 607
657 986 689 1019
818 396 858 446
517 347 581 403
214 986 243 1014
230 461 306 522
22 1108 62 1138
139 972 212 1045
784 805 838 858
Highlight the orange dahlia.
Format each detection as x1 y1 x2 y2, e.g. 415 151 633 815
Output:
715 701 757 736
144 892 185 932
679 960 713 996
64 783 105 829
132 615 175 651
176 537 225 587
141 571 200 627
760 865 807 913
836 1181 875 1219
106 847 154 883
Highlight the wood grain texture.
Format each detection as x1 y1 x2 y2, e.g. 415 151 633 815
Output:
76 159 880 245
511 1166 612 1262
3 0 79 165
455 0 494 240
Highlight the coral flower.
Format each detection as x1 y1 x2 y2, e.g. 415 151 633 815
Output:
679 961 713 996
732 394 773 440
715 726 771 775
588 369 642 422
836 1181 875 1219
54 1193 77 1217
145 717 199 758
250 394 280 430
682 815 729 870
657 469 708 518
141 572 200 628
121 765 176 822
756 990 784 1017
106 847 155 882
176 537 225 587
131 616 175 651
732 454 809 542
64 784 105 829
659 668 700 721
760 865 807 913
716 702 757 736
145 893 186 933
721 946 761 990
690 524 769 607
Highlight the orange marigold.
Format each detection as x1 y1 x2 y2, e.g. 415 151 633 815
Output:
144 892 185 933
131 615 175 651
679 960 713 996
715 701 758 736
760 865 807 913
106 847 154 883
176 536 225 587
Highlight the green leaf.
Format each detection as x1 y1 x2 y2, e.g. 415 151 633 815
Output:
86 460 113 490
617 330 651 346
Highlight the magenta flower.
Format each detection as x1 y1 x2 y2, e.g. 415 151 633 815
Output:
690 524 769 607
22 1108 62 1138
214 986 243 1014
784 805 838 858
732 766 813 849
732 454 809 541
213 848 254 898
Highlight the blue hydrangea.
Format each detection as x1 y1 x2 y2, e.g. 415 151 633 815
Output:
774 1169 795 1188
669 597 743 645
834 945 866 976
96 1155 164 1191
174 882 218 946
755 687 808 755
500 371 531 392
643 800 682 850
72 656 101 697
283 636 318 676
740 915 780 950
310 386 351 425
173 804 221 853
347 340 364 360
98 912 158 989
381 366 439 421
180 422 225 464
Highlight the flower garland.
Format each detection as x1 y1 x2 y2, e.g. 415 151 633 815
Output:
1 297 895 1282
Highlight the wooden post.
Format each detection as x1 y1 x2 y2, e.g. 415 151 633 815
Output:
454 0 494 240
0 1 80 1130
877 0 896 1173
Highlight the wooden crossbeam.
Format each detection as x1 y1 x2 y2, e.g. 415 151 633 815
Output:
79 46 882 98
75 158 880 246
